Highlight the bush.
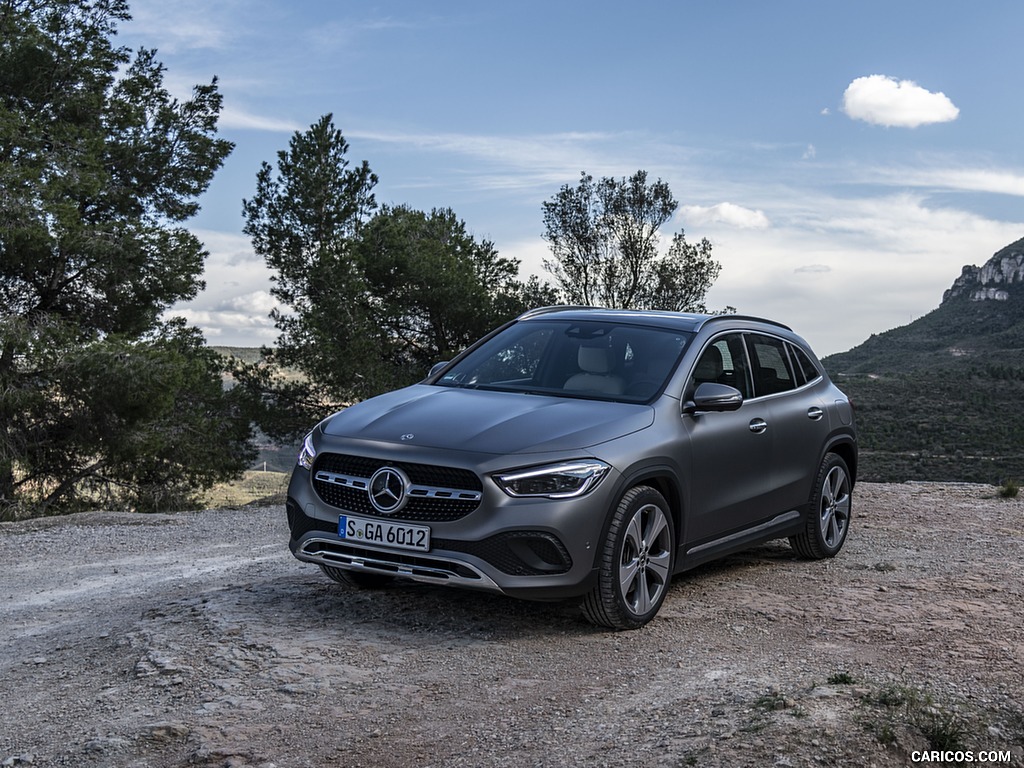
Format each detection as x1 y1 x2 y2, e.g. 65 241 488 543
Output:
998 479 1020 499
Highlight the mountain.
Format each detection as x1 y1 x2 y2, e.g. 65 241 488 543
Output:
825 236 1024 374
822 236 1024 485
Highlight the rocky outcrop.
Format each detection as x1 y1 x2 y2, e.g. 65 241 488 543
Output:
943 237 1024 303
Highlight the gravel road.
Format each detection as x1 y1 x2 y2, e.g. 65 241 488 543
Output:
2 483 1023 767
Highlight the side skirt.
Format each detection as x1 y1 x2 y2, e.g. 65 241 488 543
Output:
677 510 802 572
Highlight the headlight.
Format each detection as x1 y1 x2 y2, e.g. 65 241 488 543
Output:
297 431 317 470
493 460 610 499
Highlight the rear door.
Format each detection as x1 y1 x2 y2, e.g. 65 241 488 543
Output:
745 334 830 514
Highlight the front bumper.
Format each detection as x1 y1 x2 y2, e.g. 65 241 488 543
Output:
285 446 614 601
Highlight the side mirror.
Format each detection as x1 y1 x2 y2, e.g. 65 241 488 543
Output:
428 361 449 378
683 382 744 414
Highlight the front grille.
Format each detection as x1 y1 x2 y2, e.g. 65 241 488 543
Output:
311 452 483 522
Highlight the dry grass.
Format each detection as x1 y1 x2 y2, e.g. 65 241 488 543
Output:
200 469 290 509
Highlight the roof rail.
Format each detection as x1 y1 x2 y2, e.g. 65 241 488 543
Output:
516 305 598 320
693 314 792 332
516 306 793 333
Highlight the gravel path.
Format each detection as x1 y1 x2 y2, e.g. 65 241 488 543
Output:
2 483 1023 767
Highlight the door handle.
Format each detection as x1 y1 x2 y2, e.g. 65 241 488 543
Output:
807 407 824 421
749 418 768 434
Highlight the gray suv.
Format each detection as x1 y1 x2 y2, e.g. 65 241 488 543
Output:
286 307 857 629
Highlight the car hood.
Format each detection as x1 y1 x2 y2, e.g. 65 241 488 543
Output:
321 385 654 454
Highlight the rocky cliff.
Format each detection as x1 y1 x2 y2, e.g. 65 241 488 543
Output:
942 236 1024 303
823 234 1024 375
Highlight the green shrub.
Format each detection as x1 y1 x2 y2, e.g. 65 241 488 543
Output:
998 479 1020 499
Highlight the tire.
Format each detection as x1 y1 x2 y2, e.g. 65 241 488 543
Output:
582 486 675 630
319 564 395 589
790 453 852 559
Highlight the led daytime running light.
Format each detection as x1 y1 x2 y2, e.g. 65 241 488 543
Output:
495 460 610 499
297 432 317 470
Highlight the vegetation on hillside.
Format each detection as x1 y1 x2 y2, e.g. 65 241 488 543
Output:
825 279 1024 485
833 369 1024 484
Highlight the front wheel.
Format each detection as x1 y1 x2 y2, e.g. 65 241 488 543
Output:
582 486 675 630
790 453 852 559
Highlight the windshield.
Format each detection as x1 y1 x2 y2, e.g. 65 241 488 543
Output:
433 319 692 403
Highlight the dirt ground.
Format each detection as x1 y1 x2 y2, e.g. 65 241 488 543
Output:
2 482 1023 768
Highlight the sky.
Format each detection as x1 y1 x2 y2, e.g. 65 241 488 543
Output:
118 0 1024 357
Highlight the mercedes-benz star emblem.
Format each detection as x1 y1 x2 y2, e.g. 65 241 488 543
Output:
368 466 410 514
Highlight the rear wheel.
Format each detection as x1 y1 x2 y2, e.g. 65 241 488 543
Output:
582 486 675 630
790 453 852 559
319 564 395 589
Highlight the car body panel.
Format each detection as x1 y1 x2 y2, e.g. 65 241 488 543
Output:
285 306 857 618
321 386 655 454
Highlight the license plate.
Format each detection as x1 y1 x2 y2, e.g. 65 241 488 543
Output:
339 515 431 552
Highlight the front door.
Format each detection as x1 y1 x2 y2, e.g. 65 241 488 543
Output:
682 333 774 546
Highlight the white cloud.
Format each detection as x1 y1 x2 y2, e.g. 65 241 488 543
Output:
842 75 959 128
219 106 303 134
353 129 611 162
679 202 770 230
123 0 234 52
701 194 1023 356
170 308 278 344
164 231 280 346
865 166 1024 197
220 291 280 315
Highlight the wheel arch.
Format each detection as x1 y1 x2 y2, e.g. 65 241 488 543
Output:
826 437 858 486
601 464 685 564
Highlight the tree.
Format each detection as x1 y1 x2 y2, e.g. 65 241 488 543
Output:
541 170 727 312
237 118 558 442
649 232 724 313
1 0 253 516
356 205 559 386
237 114 379 438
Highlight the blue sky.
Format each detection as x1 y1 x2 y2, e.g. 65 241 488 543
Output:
121 1 1024 356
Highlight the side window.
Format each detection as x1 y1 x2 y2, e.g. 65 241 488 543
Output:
789 343 822 384
746 334 796 397
691 333 752 399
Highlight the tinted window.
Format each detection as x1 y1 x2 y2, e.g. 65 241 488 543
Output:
690 333 752 399
789 343 821 384
435 320 691 403
746 334 796 397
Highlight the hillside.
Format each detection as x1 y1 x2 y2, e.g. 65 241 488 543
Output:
824 236 1024 484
